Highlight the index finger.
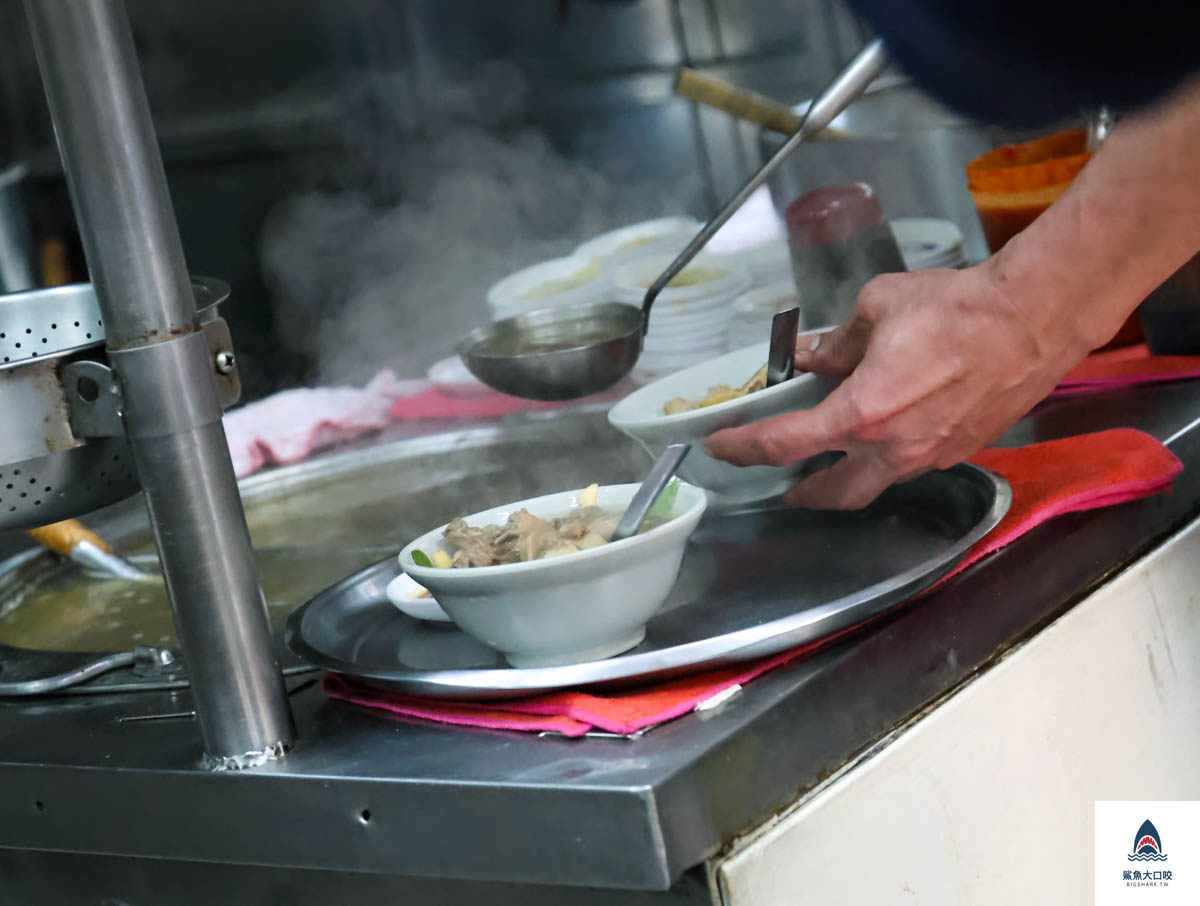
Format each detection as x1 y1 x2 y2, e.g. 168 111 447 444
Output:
704 384 857 467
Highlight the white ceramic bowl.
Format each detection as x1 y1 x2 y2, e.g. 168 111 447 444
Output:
713 238 792 286
575 216 702 270
638 342 727 368
385 572 452 622
890 218 966 271
400 482 707 667
634 347 729 384
612 252 752 383
486 255 611 319
608 341 841 511
610 252 751 311
643 319 732 346
724 280 803 352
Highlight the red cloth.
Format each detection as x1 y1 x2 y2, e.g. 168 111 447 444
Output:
1051 344 1200 398
324 428 1182 737
387 386 630 421
388 389 579 421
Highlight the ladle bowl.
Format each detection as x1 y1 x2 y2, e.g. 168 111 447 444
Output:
456 301 643 401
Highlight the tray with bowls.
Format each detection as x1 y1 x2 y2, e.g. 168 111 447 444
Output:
285 464 1009 700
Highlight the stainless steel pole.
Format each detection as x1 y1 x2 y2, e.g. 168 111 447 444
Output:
25 0 295 762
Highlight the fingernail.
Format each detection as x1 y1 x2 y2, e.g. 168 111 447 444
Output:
809 335 821 352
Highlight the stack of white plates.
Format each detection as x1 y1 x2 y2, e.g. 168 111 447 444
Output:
713 238 792 288
725 280 802 352
485 254 612 321
890 218 968 271
705 185 787 255
611 252 751 382
574 216 702 272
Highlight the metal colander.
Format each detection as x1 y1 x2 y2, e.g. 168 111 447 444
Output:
0 276 232 533
0 277 226 368
0 440 138 529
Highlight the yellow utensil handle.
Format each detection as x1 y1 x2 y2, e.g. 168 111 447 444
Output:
27 519 112 556
674 68 805 135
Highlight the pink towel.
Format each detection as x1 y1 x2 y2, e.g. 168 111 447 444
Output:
225 373 631 478
324 428 1182 737
223 370 418 477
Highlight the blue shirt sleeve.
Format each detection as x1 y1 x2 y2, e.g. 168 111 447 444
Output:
842 0 1200 126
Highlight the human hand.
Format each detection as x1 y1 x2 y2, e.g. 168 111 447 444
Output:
704 264 1096 509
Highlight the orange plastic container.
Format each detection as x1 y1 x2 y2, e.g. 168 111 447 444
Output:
966 128 1092 253
967 128 1142 348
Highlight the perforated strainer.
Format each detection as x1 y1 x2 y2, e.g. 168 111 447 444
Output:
0 276 231 532
0 276 226 368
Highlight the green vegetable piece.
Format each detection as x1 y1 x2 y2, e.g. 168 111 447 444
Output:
411 550 433 568
649 479 679 520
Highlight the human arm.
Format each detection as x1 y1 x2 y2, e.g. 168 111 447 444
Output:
705 77 1200 510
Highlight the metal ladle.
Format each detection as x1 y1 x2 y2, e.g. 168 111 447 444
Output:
458 39 890 401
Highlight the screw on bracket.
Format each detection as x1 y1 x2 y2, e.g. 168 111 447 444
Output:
214 350 236 374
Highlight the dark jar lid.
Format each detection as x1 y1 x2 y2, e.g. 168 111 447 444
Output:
785 183 885 247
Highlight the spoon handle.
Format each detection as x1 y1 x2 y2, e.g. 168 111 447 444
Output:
610 443 692 542
767 306 800 387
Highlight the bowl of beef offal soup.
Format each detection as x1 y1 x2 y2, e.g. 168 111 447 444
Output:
400 481 706 667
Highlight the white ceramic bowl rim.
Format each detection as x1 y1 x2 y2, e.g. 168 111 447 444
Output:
642 339 729 356
401 482 707 579
487 254 609 310
610 334 835 430
610 253 750 304
731 280 800 315
575 216 702 260
643 334 736 351
643 318 737 340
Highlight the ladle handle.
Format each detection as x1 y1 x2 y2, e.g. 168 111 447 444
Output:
27 518 151 581
28 518 112 556
675 68 805 135
641 38 890 327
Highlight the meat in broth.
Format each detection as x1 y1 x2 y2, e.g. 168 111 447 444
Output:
663 363 767 415
423 482 675 569
444 505 621 567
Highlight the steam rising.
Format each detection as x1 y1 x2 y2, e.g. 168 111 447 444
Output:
261 61 702 384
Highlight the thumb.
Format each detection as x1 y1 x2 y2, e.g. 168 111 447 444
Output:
794 314 872 376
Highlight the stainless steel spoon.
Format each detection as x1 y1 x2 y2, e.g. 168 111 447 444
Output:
609 443 691 542
766 306 800 387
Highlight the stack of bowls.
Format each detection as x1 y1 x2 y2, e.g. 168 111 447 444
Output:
890 218 967 270
575 216 702 272
714 238 792 289
725 279 802 351
486 254 612 321
611 251 751 382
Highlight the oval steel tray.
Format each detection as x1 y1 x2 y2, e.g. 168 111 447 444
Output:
285 463 1010 700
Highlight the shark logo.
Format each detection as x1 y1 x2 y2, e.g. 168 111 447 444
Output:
1129 819 1168 862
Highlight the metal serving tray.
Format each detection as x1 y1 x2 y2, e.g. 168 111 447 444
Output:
285 464 1010 699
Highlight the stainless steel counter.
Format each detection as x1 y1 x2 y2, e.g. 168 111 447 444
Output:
1 382 1199 900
